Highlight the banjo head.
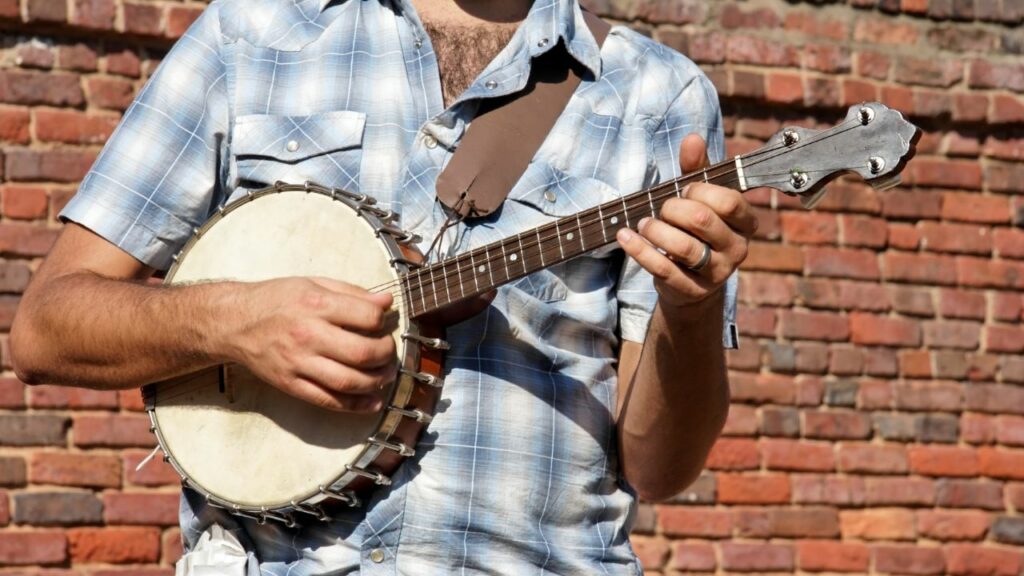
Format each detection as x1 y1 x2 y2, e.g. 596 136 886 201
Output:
150 188 412 510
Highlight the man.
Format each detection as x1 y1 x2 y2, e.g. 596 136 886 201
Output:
11 0 757 573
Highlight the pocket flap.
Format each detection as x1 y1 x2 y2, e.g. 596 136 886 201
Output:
233 110 366 162
508 162 621 218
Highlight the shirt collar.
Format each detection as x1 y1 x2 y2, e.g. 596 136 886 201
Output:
318 0 603 78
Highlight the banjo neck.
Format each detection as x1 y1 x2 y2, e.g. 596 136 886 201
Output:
401 102 919 320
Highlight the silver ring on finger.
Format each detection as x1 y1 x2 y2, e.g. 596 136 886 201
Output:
685 241 713 273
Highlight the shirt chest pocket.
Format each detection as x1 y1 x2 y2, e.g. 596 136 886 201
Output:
501 163 624 304
231 110 366 193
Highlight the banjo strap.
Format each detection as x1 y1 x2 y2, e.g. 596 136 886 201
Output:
434 10 612 219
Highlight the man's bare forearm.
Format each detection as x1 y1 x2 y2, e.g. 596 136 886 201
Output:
11 272 238 389
617 292 730 501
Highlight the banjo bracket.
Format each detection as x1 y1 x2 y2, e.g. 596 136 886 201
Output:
368 435 415 457
293 502 332 521
401 332 449 350
346 464 392 486
388 404 433 424
319 485 361 507
400 368 444 388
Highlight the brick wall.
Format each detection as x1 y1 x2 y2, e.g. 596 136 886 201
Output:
0 0 1021 573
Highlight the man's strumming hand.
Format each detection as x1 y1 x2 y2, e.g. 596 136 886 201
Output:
616 133 759 314
221 277 398 413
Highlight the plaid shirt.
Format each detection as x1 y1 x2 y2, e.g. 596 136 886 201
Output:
61 0 738 573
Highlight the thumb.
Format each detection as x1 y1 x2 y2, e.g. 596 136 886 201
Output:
679 133 710 175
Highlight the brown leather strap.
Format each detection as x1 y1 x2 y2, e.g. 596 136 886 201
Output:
435 11 611 218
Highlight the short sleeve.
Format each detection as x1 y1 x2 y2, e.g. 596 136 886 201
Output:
59 4 229 271
617 74 740 349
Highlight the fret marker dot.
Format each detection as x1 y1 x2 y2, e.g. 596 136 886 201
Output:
477 265 485 273
510 253 518 262
610 216 619 225
566 232 574 241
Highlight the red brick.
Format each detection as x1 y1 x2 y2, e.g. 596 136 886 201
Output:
939 289 986 320
838 443 908 474
963 413 996 444
992 94 1024 124
958 257 1024 290
721 542 794 572
706 438 759 470
717 473 790 504
854 18 919 44
842 78 878 105
741 241 803 273
896 56 964 88
888 285 934 317
945 544 1022 576
994 229 1024 261
855 51 891 79
658 506 731 538
909 445 980 477
804 247 879 280
123 450 178 487
761 438 834 472
917 510 991 541
882 85 915 115
841 509 916 540
924 320 981 350
26 0 66 22
792 474 866 506
979 447 1024 480
731 70 765 99
68 527 160 564
0 223 60 257
85 76 135 111
780 212 838 245
866 477 936 506
35 109 118 145
0 531 67 565
736 305 775 337
737 272 794 306
798 540 870 572
884 252 958 286
780 310 849 341
73 415 154 448
162 527 183 566
766 72 804 104
1 185 49 220
943 192 1010 224
804 411 871 439
166 5 204 38
5 149 96 183
859 379 893 408
31 453 121 489
920 222 992 256
985 325 1024 353
122 2 163 36
0 71 84 107
735 507 839 538
29 386 119 409
71 0 115 29
995 416 1024 447
627 535 666 570
936 479 1005 509
105 49 141 78
969 353 1000 381
669 542 715 572
785 11 850 39
829 346 863 375
875 545 946 575
1008 483 1024 510
726 36 800 67
914 89 954 118
0 378 25 409
850 313 920 347
0 106 31 144
894 380 963 412
839 215 887 248
882 190 942 220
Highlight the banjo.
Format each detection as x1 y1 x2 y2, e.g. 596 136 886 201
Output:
142 102 919 526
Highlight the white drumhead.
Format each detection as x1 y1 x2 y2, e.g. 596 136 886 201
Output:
153 191 406 507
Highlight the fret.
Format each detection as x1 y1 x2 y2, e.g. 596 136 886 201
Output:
454 251 466 300
484 245 495 287
647 190 656 218
703 169 709 183
536 228 545 267
468 249 481 293
575 213 586 252
554 219 565 260
441 259 452 304
621 196 630 229
674 179 682 197
516 233 529 277
417 270 427 315
427 266 440 309
597 203 607 243
496 241 507 284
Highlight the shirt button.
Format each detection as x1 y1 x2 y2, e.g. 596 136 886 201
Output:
414 38 423 49
369 548 385 563
423 135 438 149
485 80 498 90
544 190 557 203
286 140 299 152
538 37 550 47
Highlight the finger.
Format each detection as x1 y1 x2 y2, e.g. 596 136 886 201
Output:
315 292 393 332
616 227 709 298
308 277 394 309
683 184 759 236
637 217 734 285
297 356 397 396
313 327 397 369
657 197 741 253
679 133 710 174
284 377 384 413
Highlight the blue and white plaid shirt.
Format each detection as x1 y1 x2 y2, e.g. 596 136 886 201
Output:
61 0 738 573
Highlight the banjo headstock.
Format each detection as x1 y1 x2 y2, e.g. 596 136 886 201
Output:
740 102 921 208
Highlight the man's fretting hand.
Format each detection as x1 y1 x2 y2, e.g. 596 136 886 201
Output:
223 277 398 413
616 133 759 312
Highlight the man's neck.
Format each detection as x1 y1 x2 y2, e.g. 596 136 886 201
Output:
410 0 532 26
